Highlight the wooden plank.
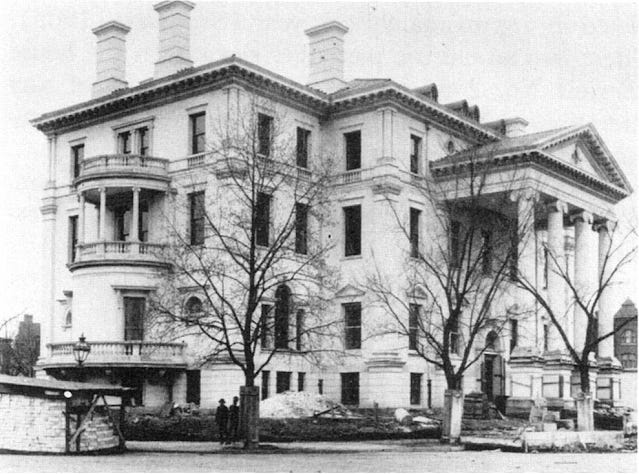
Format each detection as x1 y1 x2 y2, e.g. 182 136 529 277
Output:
101 394 125 447
68 395 100 448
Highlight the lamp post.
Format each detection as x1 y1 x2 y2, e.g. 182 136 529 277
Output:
72 334 91 380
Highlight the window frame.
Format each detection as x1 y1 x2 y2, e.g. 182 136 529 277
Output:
343 302 362 350
295 309 304 351
260 304 273 350
276 371 291 393
408 304 421 351
481 229 493 274
410 372 422 405
341 372 360 405
255 192 271 247
189 191 206 246
343 205 362 257
410 134 421 174
296 127 311 168
261 371 270 400
117 130 132 155
409 208 421 258
71 143 85 179
258 113 274 157
190 112 206 155
344 130 362 171
295 202 309 254
68 215 78 263
621 329 636 344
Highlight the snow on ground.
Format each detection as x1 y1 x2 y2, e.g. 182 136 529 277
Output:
260 391 354 418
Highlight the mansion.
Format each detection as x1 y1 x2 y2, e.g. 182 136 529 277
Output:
32 2 633 410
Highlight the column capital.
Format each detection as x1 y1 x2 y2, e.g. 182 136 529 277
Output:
132 186 141 193
593 219 616 233
509 188 539 203
569 210 593 224
546 200 567 214
99 187 107 194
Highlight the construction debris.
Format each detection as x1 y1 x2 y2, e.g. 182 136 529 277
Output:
260 391 357 419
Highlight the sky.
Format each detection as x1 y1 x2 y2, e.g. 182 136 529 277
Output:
0 1 637 332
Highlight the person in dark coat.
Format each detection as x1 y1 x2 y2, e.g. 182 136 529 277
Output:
228 396 240 442
215 398 229 445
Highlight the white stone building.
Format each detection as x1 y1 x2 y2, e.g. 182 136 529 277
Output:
32 2 633 410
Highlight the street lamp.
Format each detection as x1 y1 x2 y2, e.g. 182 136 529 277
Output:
73 334 91 367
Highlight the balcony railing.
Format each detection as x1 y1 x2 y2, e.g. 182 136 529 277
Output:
77 154 169 181
43 341 186 368
73 241 166 266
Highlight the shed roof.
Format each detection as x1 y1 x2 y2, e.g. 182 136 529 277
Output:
0 374 131 396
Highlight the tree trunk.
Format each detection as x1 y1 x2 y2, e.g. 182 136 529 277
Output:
240 385 260 449
441 389 464 443
575 364 594 431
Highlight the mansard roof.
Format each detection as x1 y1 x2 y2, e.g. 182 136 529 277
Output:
614 299 637 320
430 123 633 201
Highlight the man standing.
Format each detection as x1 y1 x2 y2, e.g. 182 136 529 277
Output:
228 396 240 443
215 398 229 445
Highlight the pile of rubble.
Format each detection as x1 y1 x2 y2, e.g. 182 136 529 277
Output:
260 391 357 419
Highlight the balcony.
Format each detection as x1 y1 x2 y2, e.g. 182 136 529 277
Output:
41 341 187 369
70 241 168 270
74 154 170 188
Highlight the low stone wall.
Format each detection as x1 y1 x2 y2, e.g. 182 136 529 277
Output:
0 392 120 453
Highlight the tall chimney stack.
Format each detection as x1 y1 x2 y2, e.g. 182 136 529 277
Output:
91 21 131 98
153 1 195 78
304 21 349 94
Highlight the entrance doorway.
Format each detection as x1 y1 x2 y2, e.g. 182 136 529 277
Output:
481 330 505 402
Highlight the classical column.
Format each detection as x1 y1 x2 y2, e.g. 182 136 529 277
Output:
78 192 86 244
546 200 567 352
595 220 615 360
377 106 396 163
46 135 57 186
99 187 107 241
131 187 140 242
570 211 593 352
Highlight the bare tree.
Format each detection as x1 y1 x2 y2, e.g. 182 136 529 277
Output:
367 153 531 442
148 95 339 448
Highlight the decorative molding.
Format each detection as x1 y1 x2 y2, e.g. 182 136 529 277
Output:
546 200 567 215
334 284 365 299
569 210 593 225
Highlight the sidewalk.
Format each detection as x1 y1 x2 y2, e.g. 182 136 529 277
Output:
126 438 464 454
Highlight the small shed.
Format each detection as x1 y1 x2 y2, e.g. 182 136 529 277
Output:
0 374 130 454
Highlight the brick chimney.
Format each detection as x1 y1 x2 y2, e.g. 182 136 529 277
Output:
153 1 195 78
91 21 131 98
304 21 349 93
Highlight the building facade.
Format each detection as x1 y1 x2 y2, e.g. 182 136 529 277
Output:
614 299 637 409
32 2 633 409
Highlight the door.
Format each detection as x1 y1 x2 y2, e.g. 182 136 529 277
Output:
482 354 505 401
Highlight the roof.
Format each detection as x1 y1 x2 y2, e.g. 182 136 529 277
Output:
615 299 637 319
0 374 131 395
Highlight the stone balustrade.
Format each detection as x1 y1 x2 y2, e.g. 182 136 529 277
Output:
73 241 166 266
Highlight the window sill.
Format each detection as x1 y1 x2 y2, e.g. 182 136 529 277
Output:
341 255 362 261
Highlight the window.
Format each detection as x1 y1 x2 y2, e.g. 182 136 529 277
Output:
71 144 84 179
410 135 421 174
190 112 206 154
481 230 493 274
343 302 362 350
622 329 636 344
450 317 459 354
509 226 519 280
186 370 201 405
341 372 359 405
276 371 291 393
260 304 272 349
510 319 518 353
318 379 324 395
65 310 72 327
296 127 311 168
124 297 145 341
255 192 271 247
409 304 420 350
543 247 549 288
450 220 461 266
136 127 149 156
261 371 270 400
298 372 306 392
185 296 203 319
410 373 422 405
68 215 78 263
189 191 205 245
344 205 361 257
258 113 273 157
118 130 131 154
344 131 361 170
620 353 637 369
486 331 499 351
295 203 309 254
410 208 421 258
543 324 549 352
275 285 290 349
113 207 130 241
295 309 304 351
121 372 144 406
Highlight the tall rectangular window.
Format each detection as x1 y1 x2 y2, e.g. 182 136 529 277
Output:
186 370 201 405
344 205 361 257
408 304 421 350
124 297 145 341
276 371 291 393
295 309 304 351
190 112 206 154
410 373 422 405
260 304 272 349
343 302 362 350
410 208 421 258
68 215 78 263
481 230 492 274
298 372 306 391
510 319 518 353
118 131 131 154
261 371 270 400
410 135 421 174
341 372 359 405
509 225 519 280
295 203 308 254
71 144 84 179
258 113 273 157
450 220 461 266
255 192 271 246
543 247 549 288
189 191 205 245
296 127 311 168
318 379 324 395
344 130 361 170
543 324 549 352
137 127 149 156
450 317 459 354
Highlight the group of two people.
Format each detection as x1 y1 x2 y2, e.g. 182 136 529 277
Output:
215 396 240 445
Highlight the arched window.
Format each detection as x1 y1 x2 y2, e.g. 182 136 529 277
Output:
486 330 500 352
274 285 291 349
620 353 636 369
621 329 636 344
185 296 203 318
65 310 72 327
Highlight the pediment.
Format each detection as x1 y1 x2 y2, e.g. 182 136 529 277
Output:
406 285 428 300
335 284 365 299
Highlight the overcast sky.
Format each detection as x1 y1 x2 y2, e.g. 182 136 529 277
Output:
0 1 637 331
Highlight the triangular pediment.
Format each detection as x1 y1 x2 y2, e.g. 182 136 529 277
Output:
335 284 365 299
406 285 428 300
